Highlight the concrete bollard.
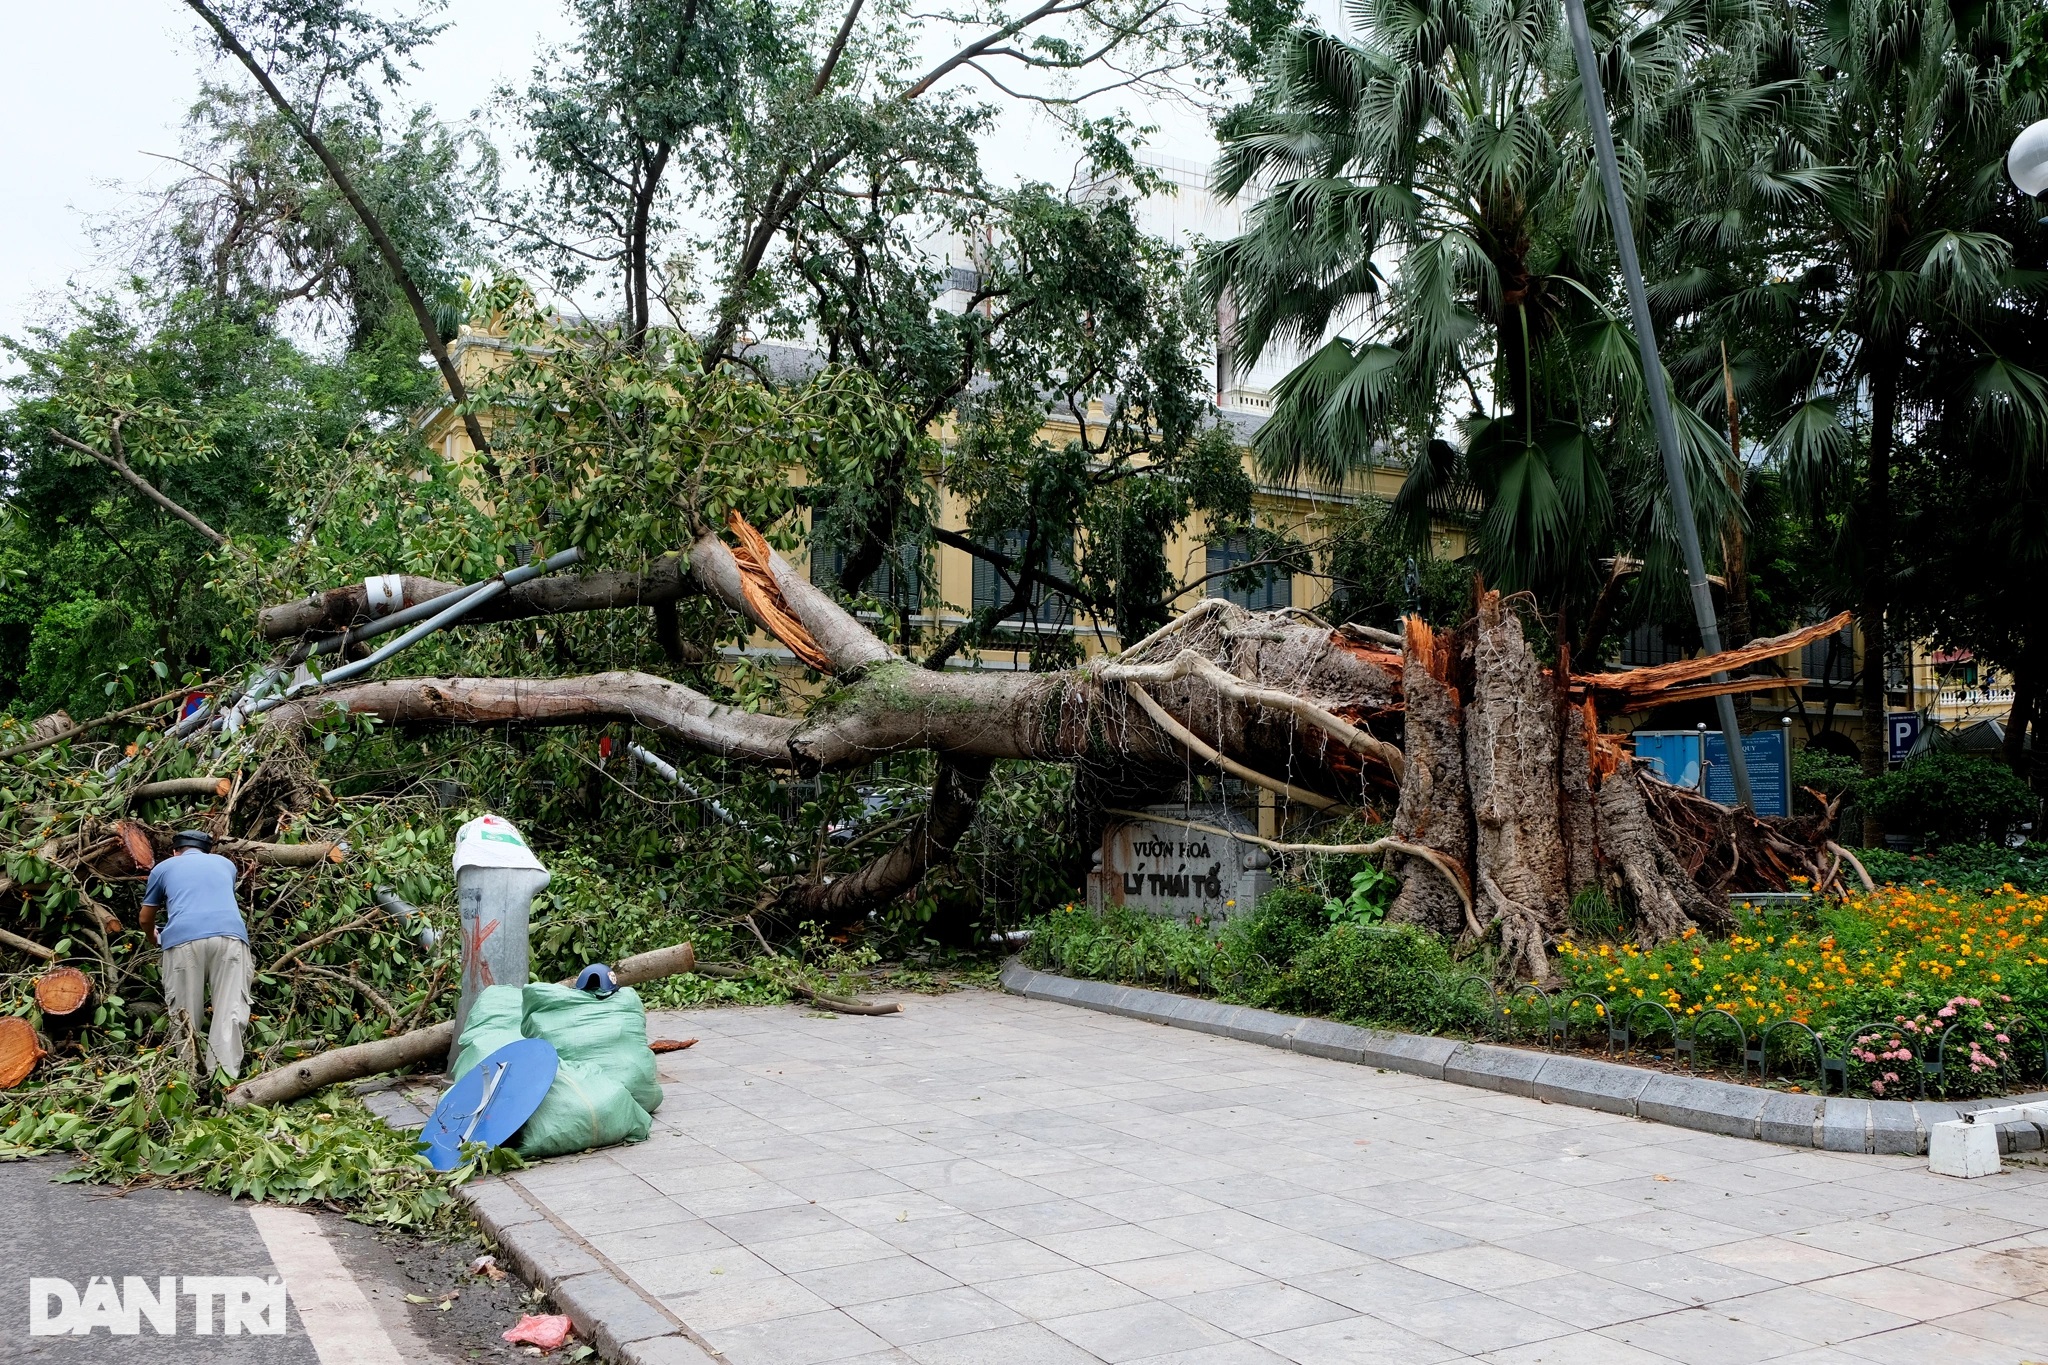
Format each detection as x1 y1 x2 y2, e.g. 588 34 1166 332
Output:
1929 1119 2002 1179
445 815 551 1072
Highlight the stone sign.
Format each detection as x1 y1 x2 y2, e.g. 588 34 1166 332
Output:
1087 806 1273 920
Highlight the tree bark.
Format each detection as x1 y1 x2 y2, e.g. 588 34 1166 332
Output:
48 431 227 546
1560 698 1601 901
1597 760 1728 946
1386 617 1473 937
1464 592 1568 981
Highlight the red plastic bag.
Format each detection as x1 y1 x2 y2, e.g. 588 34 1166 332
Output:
502 1313 576 1350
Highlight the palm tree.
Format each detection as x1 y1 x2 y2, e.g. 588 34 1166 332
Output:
1719 0 2047 831
1198 0 1764 625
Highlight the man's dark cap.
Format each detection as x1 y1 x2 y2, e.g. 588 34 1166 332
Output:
172 829 215 853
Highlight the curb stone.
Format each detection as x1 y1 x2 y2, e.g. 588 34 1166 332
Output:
999 958 2048 1155
460 1175 720 1363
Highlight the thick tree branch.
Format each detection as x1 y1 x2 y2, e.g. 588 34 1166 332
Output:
260 555 699 639
772 755 990 921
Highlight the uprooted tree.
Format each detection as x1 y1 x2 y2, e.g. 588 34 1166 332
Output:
248 483 1857 983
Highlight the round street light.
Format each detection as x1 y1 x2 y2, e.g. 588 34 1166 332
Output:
2010 119 2048 198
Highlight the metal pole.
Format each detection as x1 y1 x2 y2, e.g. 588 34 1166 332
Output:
1561 0 1753 810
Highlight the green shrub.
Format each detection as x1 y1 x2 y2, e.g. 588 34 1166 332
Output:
1023 903 1219 990
1859 841 2048 894
1282 924 1486 1034
1861 754 2038 847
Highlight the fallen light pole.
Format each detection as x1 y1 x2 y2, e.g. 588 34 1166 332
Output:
1561 0 1753 810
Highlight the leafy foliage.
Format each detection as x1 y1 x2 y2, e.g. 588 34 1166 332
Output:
1861 755 2038 848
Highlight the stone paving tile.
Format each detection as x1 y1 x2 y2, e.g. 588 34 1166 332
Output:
503 992 2048 1363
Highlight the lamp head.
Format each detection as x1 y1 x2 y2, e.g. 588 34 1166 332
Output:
2010 119 2048 200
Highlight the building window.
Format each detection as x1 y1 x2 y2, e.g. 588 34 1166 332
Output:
1206 536 1292 611
1801 626 1856 690
810 539 919 608
1616 623 1688 667
971 530 1073 628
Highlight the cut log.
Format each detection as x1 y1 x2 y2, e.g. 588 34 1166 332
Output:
114 820 157 872
1387 616 1475 938
0 927 57 962
127 777 232 806
34 966 92 1018
0 1016 43 1088
225 1019 457 1109
649 1038 697 1053
219 839 344 867
225 939 699 1108
1464 593 1569 981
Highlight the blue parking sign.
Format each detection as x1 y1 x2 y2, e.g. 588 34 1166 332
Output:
1887 712 1921 765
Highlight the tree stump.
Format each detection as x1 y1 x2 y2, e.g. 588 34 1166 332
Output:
34 966 93 1034
0 1016 44 1088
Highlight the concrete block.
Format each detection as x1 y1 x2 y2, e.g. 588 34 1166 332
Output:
551 1271 678 1362
997 959 1037 993
1637 1075 1765 1139
1212 1005 1300 1047
494 1217 602 1289
1355 1030 1456 1079
1443 1043 1545 1097
1868 1100 1923 1155
619 1337 720 1365
1914 1101 1965 1134
1757 1091 1825 1147
1929 1120 2001 1178
1531 1055 1650 1115
1285 1018 1372 1065
1821 1098 1871 1153
1996 1119 2046 1153
462 1178 544 1239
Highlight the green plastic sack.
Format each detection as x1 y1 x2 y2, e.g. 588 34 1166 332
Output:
511 1059 652 1158
451 985 525 1081
520 983 662 1115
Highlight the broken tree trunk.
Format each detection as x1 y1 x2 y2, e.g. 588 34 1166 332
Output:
1464 593 1570 982
127 777 232 806
224 940 698 1108
1386 617 1475 938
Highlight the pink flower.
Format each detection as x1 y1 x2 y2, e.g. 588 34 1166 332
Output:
1938 1007 1957 1019
1997 1034 2011 1044
1971 1064 1984 1073
1872 1080 1886 1095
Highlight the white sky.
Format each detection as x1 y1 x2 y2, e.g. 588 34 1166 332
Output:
0 0 1283 358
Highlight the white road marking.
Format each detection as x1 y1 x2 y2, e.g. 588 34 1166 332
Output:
247 1205 409 1365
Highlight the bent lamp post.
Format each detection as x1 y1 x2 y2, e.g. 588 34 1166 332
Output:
446 813 552 1072
1560 0 1754 809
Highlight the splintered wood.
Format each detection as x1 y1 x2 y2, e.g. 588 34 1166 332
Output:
1385 592 1839 965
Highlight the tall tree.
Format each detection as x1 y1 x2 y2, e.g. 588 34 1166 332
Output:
1196 0 1760 627
1742 0 2046 834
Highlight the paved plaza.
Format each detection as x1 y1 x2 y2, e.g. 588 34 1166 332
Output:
502 990 2048 1364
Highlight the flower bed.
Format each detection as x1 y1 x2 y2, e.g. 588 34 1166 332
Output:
1025 882 2048 1100
1553 883 2048 1098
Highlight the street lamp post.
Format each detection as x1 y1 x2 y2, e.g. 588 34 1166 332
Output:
1560 0 1753 810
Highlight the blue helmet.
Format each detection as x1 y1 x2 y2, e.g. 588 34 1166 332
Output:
574 963 618 997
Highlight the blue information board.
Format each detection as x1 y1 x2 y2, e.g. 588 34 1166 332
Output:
1703 728 1791 817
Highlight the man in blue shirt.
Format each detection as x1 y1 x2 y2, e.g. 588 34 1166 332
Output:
141 829 252 1078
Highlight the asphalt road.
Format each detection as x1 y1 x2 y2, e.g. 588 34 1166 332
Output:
0 1157 542 1363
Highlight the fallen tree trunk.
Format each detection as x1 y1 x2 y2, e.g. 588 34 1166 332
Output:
258 556 699 639
773 758 992 922
128 777 232 806
225 940 699 1108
